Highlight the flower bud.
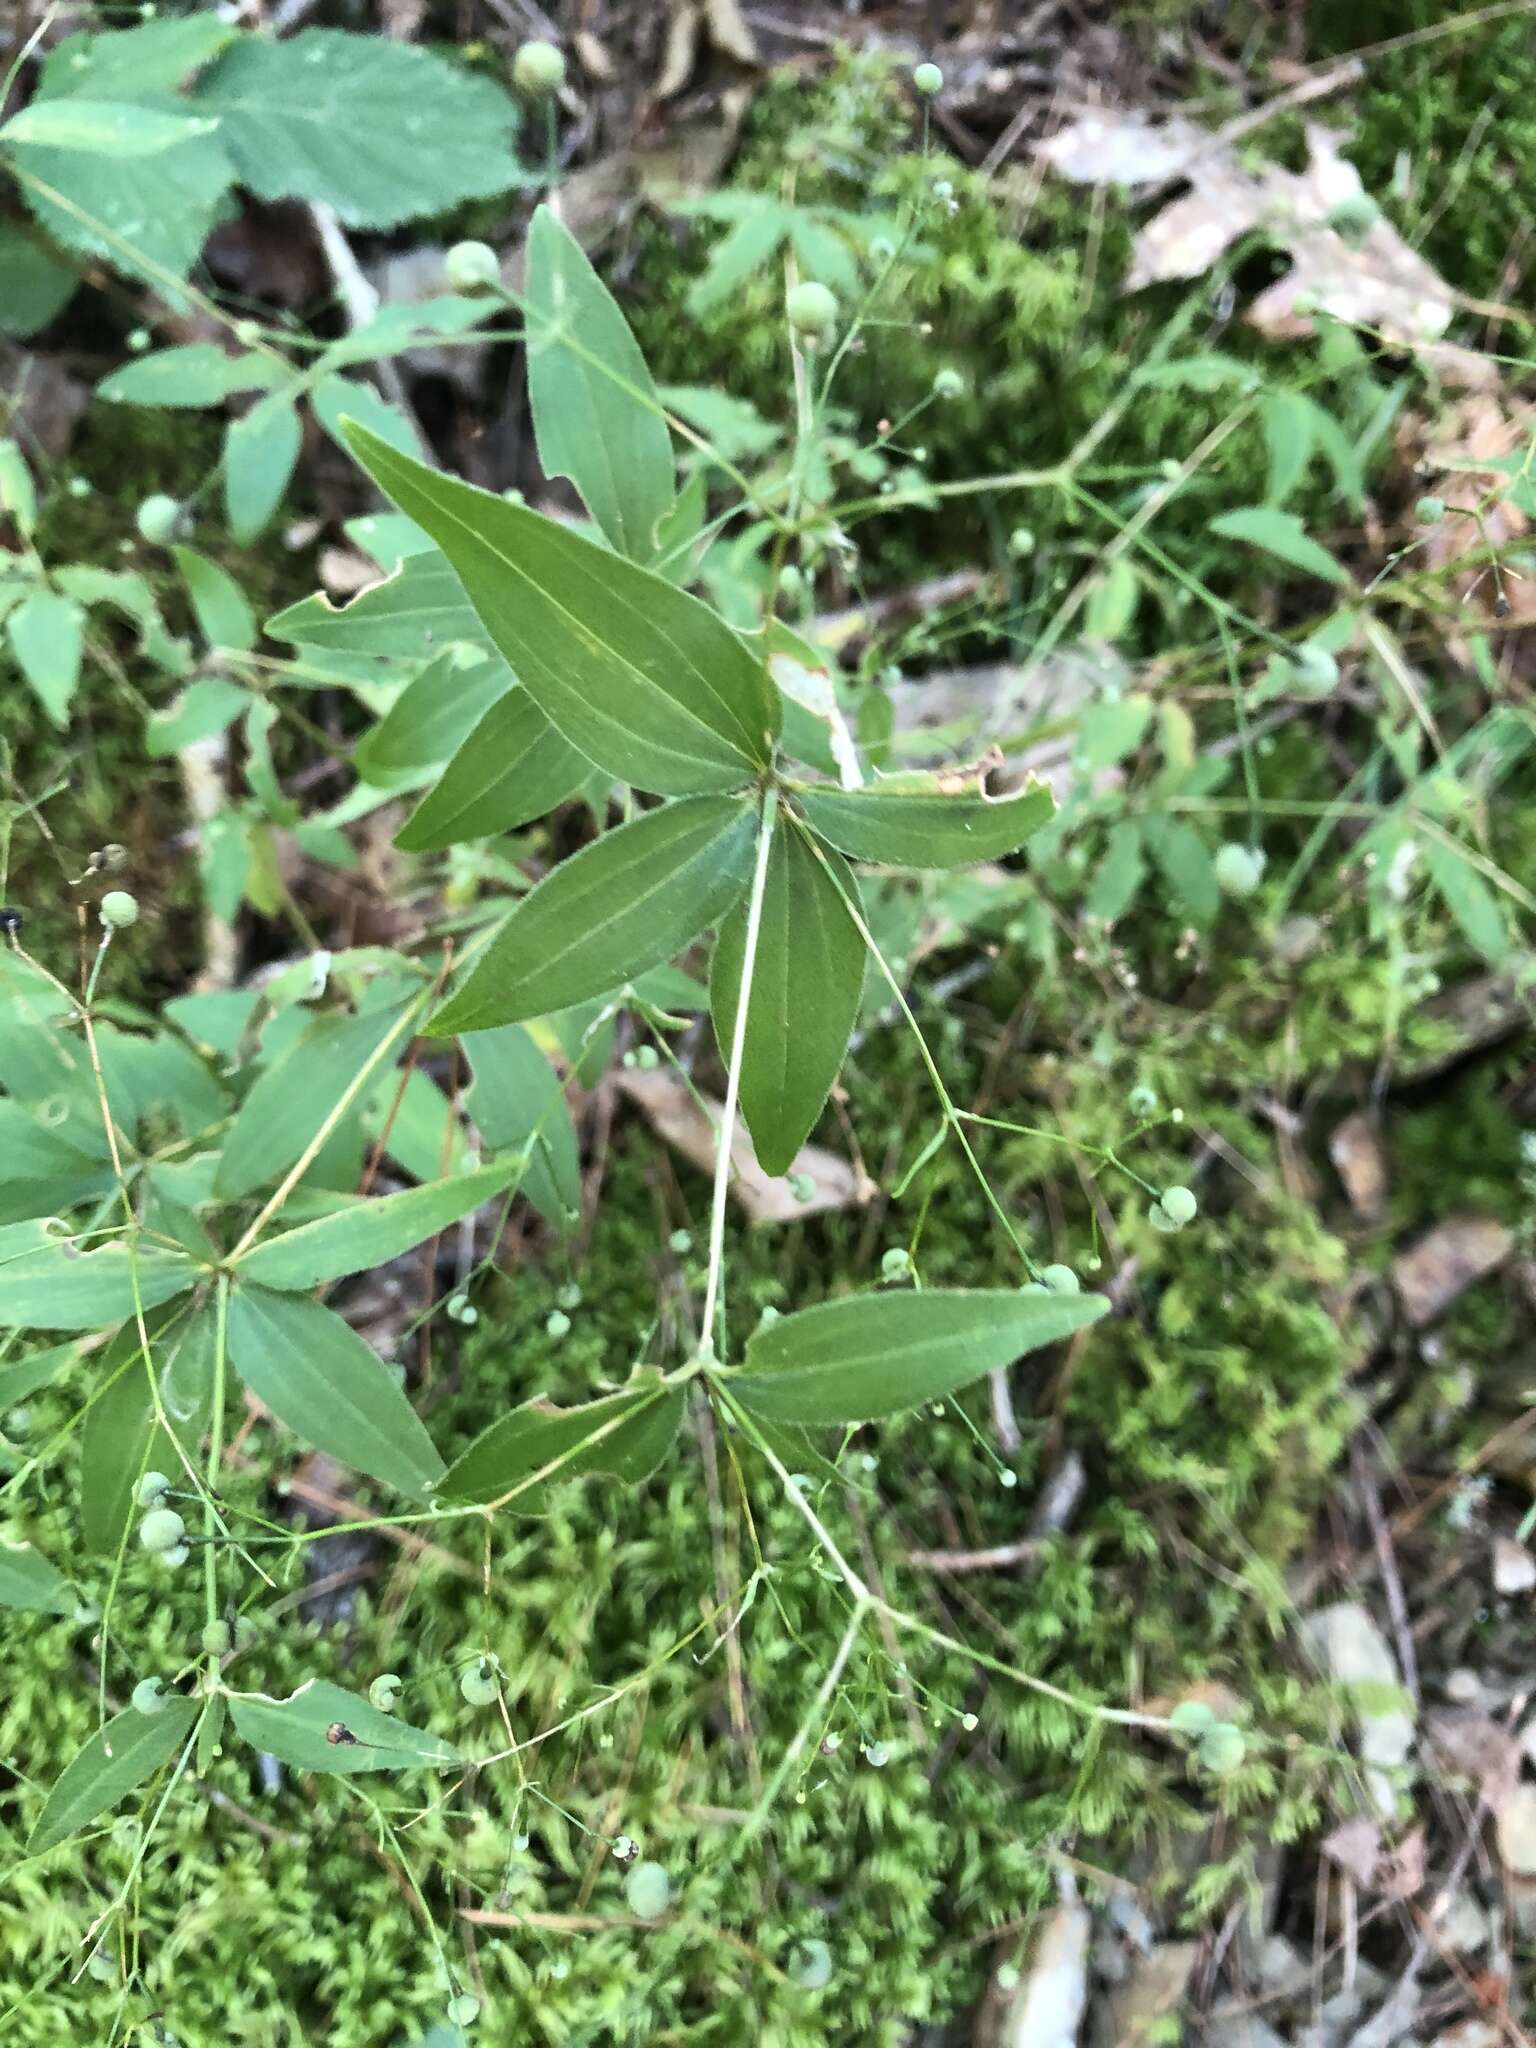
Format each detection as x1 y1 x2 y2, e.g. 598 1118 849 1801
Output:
912 62 943 95
445 241 501 294
99 890 139 931
512 39 565 95
786 281 838 339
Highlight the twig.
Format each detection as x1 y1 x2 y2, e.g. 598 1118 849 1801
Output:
903 1537 1042 1574
1353 1441 1419 1704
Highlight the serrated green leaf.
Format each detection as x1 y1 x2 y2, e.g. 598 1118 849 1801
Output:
354 649 514 785
28 1698 199 1854
192 30 521 229
1423 836 1509 962
267 551 488 661
224 392 302 541
791 775 1054 870
345 424 780 795
431 796 757 1036
437 1384 684 1509
712 824 863 1176
228 1679 460 1774
81 1308 216 1555
236 1160 516 1291
732 1287 1110 1425
525 205 675 562
145 675 250 758
0 1538 71 1613
225 1286 443 1498
396 690 591 850
1208 506 1349 586
0 1222 199 1332
462 1025 581 1233
7 589 83 727
99 345 280 409
172 546 255 652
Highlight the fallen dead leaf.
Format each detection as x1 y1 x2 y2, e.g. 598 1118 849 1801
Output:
1328 1110 1387 1218
1424 1708 1523 1814
1321 1813 1381 1888
615 1067 870 1224
1393 1213 1512 1326
1035 114 1492 386
1100 1940 1200 2046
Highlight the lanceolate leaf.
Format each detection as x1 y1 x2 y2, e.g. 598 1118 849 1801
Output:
225 1285 444 1498
267 550 489 661
792 775 1055 870
81 1308 217 1556
344 423 780 795
731 1287 1110 1425
353 648 514 785
462 1025 581 1232
235 1160 517 1291
224 392 302 541
1207 506 1349 587
228 1680 460 1775
0 1222 199 1332
711 823 864 1175
396 686 592 850
0 1538 72 1613
7 589 84 728
28 1699 199 1855
437 1384 684 1508
525 205 675 562
431 795 758 1036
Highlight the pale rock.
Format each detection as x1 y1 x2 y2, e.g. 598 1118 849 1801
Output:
1299 1603 1415 1817
1491 1534 1535 1595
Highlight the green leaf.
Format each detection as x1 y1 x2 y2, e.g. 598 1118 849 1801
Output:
731 1287 1110 1425
192 30 522 229
525 205 675 562
225 1286 444 1498
437 1384 684 1509
1 100 218 156
7 589 83 727
354 648 514 785
215 1001 413 1200
0 1340 78 1410
712 824 863 1176
344 424 780 795
228 1679 460 1775
0 1223 199 1332
1141 816 1219 925
267 550 489 661
310 372 420 461
1207 507 1349 586
360 1067 471 1184
1261 388 1315 506
236 1160 517 1291
791 774 1054 870
431 795 758 1036
0 224 77 338
172 546 255 652
224 392 302 542
28 1698 199 1854
1423 837 1509 961
1077 695 1154 769
1086 819 1145 926
99 345 280 409
81 1309 216 1556
145 675 250 758
0 1538 71 1614
397 690 591 850
463 1025 581 1233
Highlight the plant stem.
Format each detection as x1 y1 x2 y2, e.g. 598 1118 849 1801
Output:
205 1274 230 1641
698 787 778 1361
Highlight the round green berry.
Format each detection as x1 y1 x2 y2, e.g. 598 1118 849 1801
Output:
932 366 964 400
1415 494 1446 525
160 1541 190 1569
789 1936 834 1989
1326 194 1378 244
369 1672 402 1713
1213 842 1265 899
99 890 139 931
777 563 804 596
1040 1263 1080 1295
138 1506 186 1554
1198 1721 1247 1774
512 39 565 95
912 61 943 96
1007 525 1035 558
624 1858 671 1919
1168 1698 1217 1737
445 241 501 294
446 1992 481 2027
132 1677 168 1716
1290 640 1339 696
200 1620 232 1658
461 1659 500 1707
545 1309 572 1339
788 1172 816 1202
4 1406 30 1438
1160 1185 1198 1227
135 1470 171 1509
880 1247 911 1278
786 281 838 339
135 493 181 546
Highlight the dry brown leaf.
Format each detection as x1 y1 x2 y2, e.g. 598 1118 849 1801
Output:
1416 393 1536 630
1424 1707 1523 1814
1035 114 1492 386
1321 1813 1381 1888
615 1068 870 1224
1392 1213 1512 1326
1328 1110 1387 1218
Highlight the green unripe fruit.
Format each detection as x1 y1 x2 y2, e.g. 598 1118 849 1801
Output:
1214 842 1265 899
1147 1201 1179 1234
932 366 964 400
1007 526 1035 558
138 1506 186 1554
99 890 139 930
1326 194 1378 244
4 1406 30 1437
161 1541 190 1568
446 1992 481 2027
1168 1698 1217 1737
786 281 838 339
369 1672 402 1713
789 1936 834 1989
777 563 804 596
135 493 181 546
445 241 501 294
1290 640 1339 696
132 1677 168 1715
545 1309 571 1339
136 1470 172 1508
880 1247 910 1278
512 39 565 95
624 1859 671 1918
1198 1721 1247 1774
461 1659 499 1707
912 62 943 96
1126 1084 1158 1117
788 1172 816 1202
1040 1263 1080 1295
1415 494 1446 525
200 1620 232 1657
1160 1185 1198 1227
